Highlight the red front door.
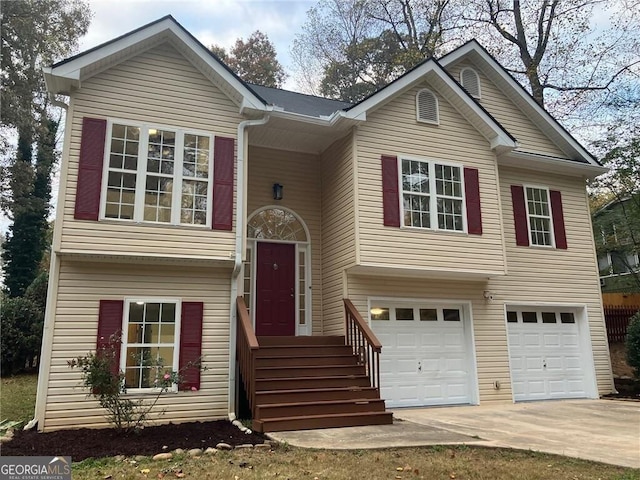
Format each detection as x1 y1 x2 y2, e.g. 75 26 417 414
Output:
255 242 296 336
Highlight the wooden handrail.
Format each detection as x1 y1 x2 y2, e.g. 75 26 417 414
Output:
344 298 382 390
236 296 259 416
344 299 382 351
237 296 259 350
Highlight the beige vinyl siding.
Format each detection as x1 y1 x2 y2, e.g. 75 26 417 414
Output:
321 134 357 335
495 166 613 395
346 275 513 403
42 261 231 431
447 62 567 158
60 42 241 260
246 146 323 335
356 81 506 275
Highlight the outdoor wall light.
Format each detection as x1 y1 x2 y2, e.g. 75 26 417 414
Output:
273 183 283 200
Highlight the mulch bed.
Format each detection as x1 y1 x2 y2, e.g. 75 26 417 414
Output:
602 377 640 401
0 420 266 461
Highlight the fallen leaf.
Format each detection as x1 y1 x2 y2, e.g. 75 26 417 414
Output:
403 465 412 471
414 469 420 475
396 467 404 471
141 469 150 474
175 474 185 479
103 476 112 480
450 473 456 479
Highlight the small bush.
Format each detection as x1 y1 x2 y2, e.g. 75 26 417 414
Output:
626 310 640 378
69 336 204 433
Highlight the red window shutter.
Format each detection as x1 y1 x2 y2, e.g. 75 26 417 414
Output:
511 185 530 246
381 155 400 227
96 300 124 376
213 136 235 230
464 167 482 235
179 302 204 391
75 117 107 220
550 190 567 249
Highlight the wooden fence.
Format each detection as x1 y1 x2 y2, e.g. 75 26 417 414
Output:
604 305 640 343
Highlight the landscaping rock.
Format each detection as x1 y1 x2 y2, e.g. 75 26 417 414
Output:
187 448 203 457
204 447 217 455
173 448 185 455
216 442 232 450
236 444 254 449
152 453 173 461
113 455 126 462
134 455 146 462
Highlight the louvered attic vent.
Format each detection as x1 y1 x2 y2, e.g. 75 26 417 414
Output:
416 89 439 124
460 67 481 99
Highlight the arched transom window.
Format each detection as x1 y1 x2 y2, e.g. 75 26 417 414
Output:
247 207 308 242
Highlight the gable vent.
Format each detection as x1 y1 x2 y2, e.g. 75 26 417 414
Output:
460 68 481 99
416 89 439 124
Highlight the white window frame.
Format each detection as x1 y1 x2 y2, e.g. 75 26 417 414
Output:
460 67 481 99
524 185 555 248
119 298 182 393
398 156 467 233
100 118 214 228
415 88 439 125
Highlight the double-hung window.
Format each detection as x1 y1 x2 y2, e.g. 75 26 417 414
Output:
401 158 465 231
103 121 213 226
525 186 553 246
121 299 181 391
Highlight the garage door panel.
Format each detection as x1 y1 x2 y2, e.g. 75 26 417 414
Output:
373 302 473 408
508 308 588 402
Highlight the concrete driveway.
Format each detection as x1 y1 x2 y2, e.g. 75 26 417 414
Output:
270 399 640 468
394 399 640 468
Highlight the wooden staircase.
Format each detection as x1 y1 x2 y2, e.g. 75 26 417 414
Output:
251 335 392 432
236 297 393 433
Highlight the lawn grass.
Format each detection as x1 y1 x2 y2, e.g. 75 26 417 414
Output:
72 445 639 480
0 373 38 427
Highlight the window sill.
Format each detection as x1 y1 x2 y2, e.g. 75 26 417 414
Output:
94 218 219 231
400 225 469 236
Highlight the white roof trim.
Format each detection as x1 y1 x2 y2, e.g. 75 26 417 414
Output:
440 41 599 166
44 16 265 111
344 59 515 152
499 150 607 178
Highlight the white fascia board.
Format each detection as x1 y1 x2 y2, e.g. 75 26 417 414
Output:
440 41 599 167
499 150 608 178
345 59 440 119
344 59 515 151
48 17 265 110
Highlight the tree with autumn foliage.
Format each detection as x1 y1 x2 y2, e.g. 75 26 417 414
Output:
211 31 287 88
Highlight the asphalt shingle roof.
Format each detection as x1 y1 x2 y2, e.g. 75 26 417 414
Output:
248 84 353 118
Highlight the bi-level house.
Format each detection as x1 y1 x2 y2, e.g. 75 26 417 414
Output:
35 16 614 433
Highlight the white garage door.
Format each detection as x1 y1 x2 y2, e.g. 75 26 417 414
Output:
370 302 474 408
507 309 589 401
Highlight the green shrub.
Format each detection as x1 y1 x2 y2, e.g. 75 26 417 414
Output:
0 295 44 376
626 310 640 378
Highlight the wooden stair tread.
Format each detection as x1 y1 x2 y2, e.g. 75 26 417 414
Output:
256 374 368 381
256 411 393 425
257 386 376 395
257 398 383 408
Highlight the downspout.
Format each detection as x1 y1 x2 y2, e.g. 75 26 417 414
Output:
228 115 270 428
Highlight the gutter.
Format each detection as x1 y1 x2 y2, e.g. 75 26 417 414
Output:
227 115 270 423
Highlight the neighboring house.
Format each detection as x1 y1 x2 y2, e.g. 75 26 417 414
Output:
593 196 640 293
35 16 614 433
